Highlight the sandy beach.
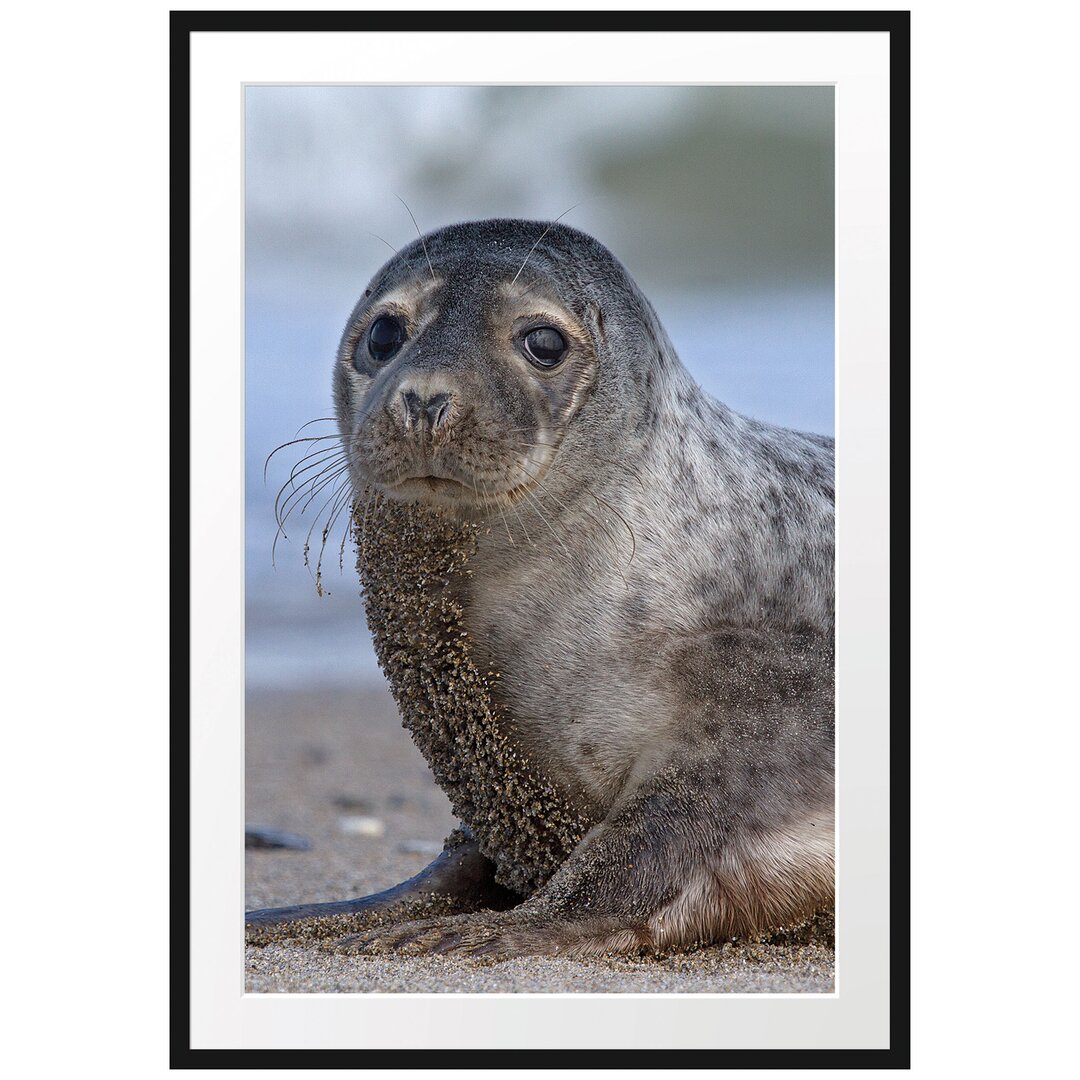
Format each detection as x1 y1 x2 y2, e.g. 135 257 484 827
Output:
245 684 834 993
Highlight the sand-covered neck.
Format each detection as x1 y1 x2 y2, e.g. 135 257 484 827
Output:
353 492 591 896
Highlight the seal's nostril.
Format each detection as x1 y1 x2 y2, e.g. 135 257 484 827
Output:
400 390 423 429
400 387 452 432
425 393 452 430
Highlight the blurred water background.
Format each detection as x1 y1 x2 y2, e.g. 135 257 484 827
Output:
246 86 834 692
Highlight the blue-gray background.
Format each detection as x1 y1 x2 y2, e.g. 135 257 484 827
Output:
246 86 834 691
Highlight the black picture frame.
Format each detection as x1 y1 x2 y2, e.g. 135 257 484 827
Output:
171 8 910 1068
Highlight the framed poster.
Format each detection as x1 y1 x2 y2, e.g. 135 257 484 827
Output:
173 8 908 1066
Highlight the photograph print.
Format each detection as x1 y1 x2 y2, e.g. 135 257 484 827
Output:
243 82 838 996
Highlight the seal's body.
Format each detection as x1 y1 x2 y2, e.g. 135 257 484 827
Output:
247 219 834 957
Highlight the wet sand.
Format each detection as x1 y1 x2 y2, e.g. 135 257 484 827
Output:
245 685 834 993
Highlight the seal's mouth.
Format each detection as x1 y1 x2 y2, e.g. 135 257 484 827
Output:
380 469 542 510
349 426 561 513
391 474 477 500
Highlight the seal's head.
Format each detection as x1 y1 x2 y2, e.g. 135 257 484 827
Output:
333 219 672 512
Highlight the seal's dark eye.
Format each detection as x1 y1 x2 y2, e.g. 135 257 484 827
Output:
523 327 568 369
367 315 405 363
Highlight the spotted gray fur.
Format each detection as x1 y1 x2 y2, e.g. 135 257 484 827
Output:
248 219 834 958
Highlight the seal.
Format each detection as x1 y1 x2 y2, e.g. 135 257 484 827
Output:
246 218 835 958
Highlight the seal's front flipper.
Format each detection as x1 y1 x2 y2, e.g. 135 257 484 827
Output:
337 760 833 959
244 828 520 945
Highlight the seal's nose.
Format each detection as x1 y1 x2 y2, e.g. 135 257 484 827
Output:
400 389 453 433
